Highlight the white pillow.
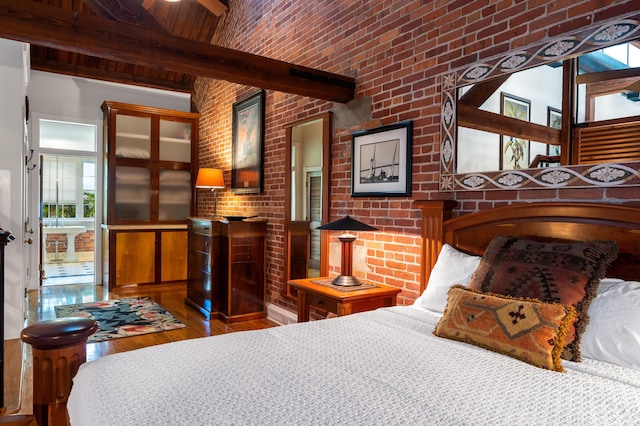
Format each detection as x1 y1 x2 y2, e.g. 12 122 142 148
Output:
581 278 640 370
413 244 480 314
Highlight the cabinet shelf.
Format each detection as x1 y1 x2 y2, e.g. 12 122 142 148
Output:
160 136 190 144
116 132 150 140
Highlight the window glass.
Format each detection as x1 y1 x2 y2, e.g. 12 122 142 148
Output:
576 42 640 124
40 119 97 151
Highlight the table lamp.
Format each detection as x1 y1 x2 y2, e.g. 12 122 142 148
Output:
317 215 377 286
195 168 225 218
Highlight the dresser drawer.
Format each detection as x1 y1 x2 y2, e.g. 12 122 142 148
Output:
231 238 263 262
189 220 213 236
189 250 210 273
307 293 338 314
190 233 212 253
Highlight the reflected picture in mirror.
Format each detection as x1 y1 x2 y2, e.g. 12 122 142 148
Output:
500 93 530 171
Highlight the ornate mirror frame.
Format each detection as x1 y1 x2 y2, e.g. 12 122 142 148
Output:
440 16 640 191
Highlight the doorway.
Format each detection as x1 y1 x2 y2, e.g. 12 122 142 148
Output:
29 116 100 288
40 154 96 285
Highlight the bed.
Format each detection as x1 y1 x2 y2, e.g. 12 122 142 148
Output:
66 201 640 425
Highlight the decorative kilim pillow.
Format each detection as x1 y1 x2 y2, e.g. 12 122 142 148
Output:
434 286 577 372
468 236 618 362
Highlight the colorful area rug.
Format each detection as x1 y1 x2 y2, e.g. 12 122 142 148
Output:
54 296 186 342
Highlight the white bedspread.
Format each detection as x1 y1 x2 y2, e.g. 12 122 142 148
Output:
68 306 640 425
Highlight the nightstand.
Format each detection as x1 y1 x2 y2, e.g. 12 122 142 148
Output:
288 277 402 322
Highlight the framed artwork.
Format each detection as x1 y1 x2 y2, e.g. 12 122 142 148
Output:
547 107 562 157
500 93 530 170
351 121 412 197
232 90 265 194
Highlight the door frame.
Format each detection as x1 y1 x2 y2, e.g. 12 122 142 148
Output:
26 113 103 290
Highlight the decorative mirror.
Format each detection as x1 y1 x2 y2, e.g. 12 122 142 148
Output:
283 113 331 296
440 16 640 190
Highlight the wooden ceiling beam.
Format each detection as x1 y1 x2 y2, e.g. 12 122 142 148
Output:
458 75 510 108
30 56 194 93
196 0 228 16
0 0 355 102
81 0 168 32
458 103 561 145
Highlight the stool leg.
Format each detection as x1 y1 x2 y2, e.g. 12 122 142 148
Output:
31 344 86 426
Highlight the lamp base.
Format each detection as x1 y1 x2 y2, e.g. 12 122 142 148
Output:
331 275 362 287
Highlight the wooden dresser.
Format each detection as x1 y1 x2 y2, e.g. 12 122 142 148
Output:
186 218 267 323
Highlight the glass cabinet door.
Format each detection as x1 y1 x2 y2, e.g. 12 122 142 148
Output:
158 169 191 221
115 115 151 159
159 119 191 163
114 166 151 221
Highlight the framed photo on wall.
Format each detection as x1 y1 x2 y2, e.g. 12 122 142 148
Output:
500 92 530 170
232 90 265 194
351 121 412 197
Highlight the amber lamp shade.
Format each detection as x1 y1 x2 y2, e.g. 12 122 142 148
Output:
317 215 377 287
195 168 225 218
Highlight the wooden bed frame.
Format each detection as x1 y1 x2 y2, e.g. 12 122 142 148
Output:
414 200 640 293
16 200 640 425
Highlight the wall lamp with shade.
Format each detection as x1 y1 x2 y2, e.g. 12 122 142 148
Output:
317 215 377 287
195 168 225 218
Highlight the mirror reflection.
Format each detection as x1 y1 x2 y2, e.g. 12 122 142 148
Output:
456 38 640 174
284 113 330 292
291 118 323 277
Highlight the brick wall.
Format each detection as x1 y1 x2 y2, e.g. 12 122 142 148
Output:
44 231 94 257
193 0 640 312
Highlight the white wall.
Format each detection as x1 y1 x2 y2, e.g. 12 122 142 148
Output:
28 71 191 121
0 39 28 340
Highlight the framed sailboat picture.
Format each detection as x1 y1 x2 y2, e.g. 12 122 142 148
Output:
351 121 412 197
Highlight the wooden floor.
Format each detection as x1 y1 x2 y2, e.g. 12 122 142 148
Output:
4 281 278 415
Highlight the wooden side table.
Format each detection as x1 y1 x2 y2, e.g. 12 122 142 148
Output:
21 318 98 426
288 277 401 322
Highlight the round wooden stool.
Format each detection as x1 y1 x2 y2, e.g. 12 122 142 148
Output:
21 318 97 426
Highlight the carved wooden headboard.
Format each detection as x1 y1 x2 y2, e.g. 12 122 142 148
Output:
414 200 640 293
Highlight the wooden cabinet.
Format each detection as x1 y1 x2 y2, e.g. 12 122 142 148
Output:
102 227 188 288
101 101 198 224
186 218 267 323
101 101 197 289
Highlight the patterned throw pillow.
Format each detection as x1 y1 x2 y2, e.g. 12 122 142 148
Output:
468 236 617 361
434 286 577 372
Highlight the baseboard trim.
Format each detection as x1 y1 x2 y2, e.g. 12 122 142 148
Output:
266 303 297 325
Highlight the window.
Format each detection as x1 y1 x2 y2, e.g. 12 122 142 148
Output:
576 42 640 123
40 119 97 151
83 161 95 218
42 156 96 220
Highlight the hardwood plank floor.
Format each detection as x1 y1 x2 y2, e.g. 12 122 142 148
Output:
4 281 278 415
